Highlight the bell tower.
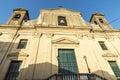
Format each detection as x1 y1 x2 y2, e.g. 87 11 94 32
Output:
6 8 29 25
90 12 112 30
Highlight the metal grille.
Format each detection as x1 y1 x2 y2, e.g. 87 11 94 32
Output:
5 61 22 80
47 73 107 80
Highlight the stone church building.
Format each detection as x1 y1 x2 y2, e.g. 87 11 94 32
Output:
0 8 120 80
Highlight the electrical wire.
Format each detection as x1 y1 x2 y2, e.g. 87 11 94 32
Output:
109 17 120 24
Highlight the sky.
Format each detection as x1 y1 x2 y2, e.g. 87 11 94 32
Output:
0 0 120 29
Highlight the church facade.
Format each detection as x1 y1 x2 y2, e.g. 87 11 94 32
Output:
0 8 120 80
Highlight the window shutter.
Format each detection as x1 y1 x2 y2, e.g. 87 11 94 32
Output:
108 61 120 77
58 49 78 73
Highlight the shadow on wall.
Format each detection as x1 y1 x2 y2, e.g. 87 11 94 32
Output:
20 62 58 80
20 62 81 80
0 39 57 80
20 62 118 80
0 40 21 80
94 70 117 80
0 41 118 80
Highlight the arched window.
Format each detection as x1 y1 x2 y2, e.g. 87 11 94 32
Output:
94 21 98 25
13 14 21 19
58 16 67 26
99 18 104 23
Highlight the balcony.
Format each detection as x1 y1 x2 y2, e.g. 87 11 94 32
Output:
47 73 107 80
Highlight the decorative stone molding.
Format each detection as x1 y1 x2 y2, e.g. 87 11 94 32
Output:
103 35 120 40
102 53 118 57
76 33 82 39
111 35 120 40
102 52 118 60
81 33 88 37
32 32 42 38
46 33 54 38
93 34 104 38
7 52 29 59
1 32 19 39
88 34 95 39
52 37 79 44
104 35 111 40
76 33 95 39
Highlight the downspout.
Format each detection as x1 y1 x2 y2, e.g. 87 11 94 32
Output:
89 30 105 77
50 36 53 76
83 56 91 73
31 29 41 80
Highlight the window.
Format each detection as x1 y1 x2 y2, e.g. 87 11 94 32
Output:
58 49 78 73
99 18 104 23
13 14 21 19
58 16 67 26
17 39 28 49
98 41 108 50
108 61 120 77
5 61 22 80
94 21 98 25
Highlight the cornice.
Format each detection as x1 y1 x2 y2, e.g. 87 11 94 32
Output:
93 29 120 33
32 32 42 38
45 33 54 38
0 24 20 27
7 52 29 59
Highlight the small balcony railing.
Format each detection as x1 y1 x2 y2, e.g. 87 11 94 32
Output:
47 73 107 80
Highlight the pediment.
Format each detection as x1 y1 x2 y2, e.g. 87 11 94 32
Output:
102 53 118 57
8 52 29 57
43 8 81 14
52 37 79 44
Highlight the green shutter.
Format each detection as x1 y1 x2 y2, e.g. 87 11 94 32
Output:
58 49 78 73
108 61 120 77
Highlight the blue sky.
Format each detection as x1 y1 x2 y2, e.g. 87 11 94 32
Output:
0 0 120 29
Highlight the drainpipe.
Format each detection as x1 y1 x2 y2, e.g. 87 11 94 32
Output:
83 56 91 73
31 31 41 80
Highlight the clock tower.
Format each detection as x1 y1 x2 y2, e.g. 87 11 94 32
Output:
6 8 29 25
